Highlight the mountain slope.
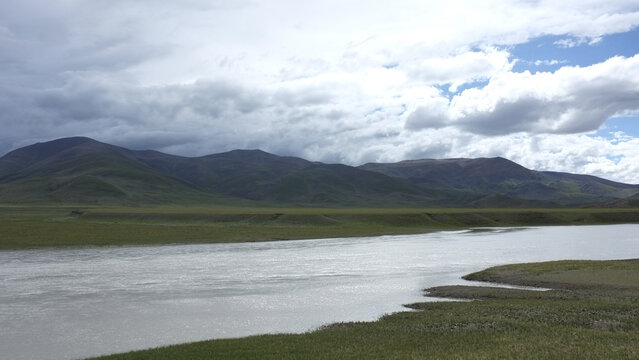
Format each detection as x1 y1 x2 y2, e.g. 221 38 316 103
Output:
133 149 450 205
0 137 235 204
0 137 444 206
360 157 639 206
1 137 637 207
594 192 639 208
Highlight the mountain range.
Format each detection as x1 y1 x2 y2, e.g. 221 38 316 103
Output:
0 137 637 207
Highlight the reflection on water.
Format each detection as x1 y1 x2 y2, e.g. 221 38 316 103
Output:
463 227 531 234
1 224 639 360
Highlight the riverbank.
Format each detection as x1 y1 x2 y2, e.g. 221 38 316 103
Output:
2 205 639 249
90 259 639 359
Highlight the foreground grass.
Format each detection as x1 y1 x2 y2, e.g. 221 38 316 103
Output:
89 259 639 360
1 205 639 249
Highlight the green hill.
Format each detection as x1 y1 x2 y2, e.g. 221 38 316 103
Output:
0 137 236 205
360 157 639 206
0 137 443 206
1 137 637 207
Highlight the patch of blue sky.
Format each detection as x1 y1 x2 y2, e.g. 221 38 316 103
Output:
452 79 489 95
605 154 625 164
365 107 383 116
510 27 639 73
382 62 399 69
591 115 639 139
397 103 407 116
364 105 408 118
436 79 490 98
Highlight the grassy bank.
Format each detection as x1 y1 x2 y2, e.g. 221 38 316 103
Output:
90 259 639 360
1 205 639 249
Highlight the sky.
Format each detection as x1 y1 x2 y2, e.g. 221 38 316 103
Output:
2 1 639 184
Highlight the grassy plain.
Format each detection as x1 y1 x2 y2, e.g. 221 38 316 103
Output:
2 205 639 249
89 259 639 360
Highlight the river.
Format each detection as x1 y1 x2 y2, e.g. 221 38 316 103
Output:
2 224 639 360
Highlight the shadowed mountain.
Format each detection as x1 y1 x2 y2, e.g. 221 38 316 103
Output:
131 147 445 205
360 157 639 206
0 137 234 204
595 193 639 208
1 137 637 206
0 137 443 206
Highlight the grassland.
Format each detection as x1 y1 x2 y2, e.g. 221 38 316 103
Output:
88 259 639 360
2 205 639 249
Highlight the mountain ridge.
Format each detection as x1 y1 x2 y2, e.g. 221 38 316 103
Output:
1 137 637 207
360 157 637 206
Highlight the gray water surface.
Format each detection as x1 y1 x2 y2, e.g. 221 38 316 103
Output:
2 224 639 360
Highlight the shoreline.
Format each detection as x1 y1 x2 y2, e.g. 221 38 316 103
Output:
2 205 639 249
3 221 639 359
89 258 639 359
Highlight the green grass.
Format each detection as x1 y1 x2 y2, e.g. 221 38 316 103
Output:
88 259 639 360
463 259 639 292
1 205 639 249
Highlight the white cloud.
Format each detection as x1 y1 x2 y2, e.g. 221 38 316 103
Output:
553 37 596 48
1 0 639 184
353 129 639 184
533 59 566 66
407 55 639 135
503 133 639 184
405 48 513 92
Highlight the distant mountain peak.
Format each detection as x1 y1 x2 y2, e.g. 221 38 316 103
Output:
43 136 97 145
10 136 99 154
204 149 309 166
223 149 274 157
0 136 107 170
1 137 638 206
227 149 268 154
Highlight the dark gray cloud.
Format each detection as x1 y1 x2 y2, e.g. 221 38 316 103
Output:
402 142 454 161
0 1 168 89
404 102 450 130
457 97 570 135
0 77 350 158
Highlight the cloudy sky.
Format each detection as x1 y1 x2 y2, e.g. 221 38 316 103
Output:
2 1 639 183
